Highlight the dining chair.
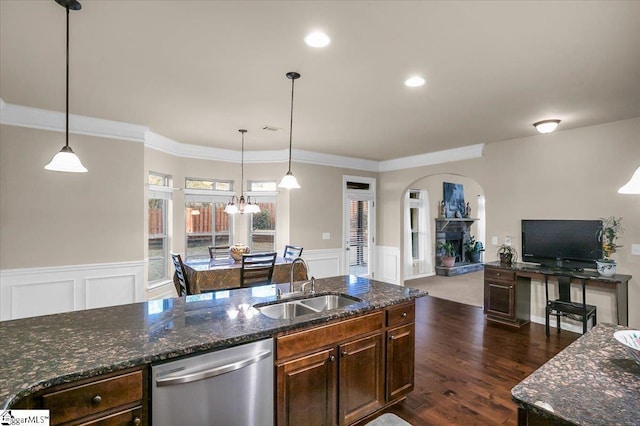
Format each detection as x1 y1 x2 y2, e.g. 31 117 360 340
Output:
240 252 277 287
283 245 303 260
208 245 230 260
171 252 190 296
545 275 596 336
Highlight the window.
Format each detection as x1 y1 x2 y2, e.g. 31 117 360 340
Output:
185 177 233 191
148 172 172 283
247 181 277 253
184 179 234 260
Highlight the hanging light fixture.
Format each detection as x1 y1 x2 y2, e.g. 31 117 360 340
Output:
618 166 640 194
44 0 87 173
278 72 301 189
224 130 261 214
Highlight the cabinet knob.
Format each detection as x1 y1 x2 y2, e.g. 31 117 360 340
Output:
92 395 102 405
509 286 513 289
389 335 396 340
496 273 501 276
329 355 335 362
401 312 407 318
341 351 348 357
133 417 142 426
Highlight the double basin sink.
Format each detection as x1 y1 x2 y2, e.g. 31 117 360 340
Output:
255 293 362 320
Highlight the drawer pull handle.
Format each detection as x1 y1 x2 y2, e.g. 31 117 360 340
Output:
329 355 335 362
401 312 407 318
92 395 102 405
133 417 141 426
496 273 501 276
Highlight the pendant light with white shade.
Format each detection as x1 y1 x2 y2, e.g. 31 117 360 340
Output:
618 166 640 194
44 0 88 173
224 130 261 214
278 72 301 189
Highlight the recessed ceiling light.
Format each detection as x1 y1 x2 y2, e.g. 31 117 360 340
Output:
304 31 330 48
404 76 425 88
533 119 561 134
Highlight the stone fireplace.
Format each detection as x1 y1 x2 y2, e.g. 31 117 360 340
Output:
434 218 484 276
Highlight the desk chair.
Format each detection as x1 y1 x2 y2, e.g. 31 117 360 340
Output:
240 252 277 287
208 245 230 260
545 275 597 337
171 252 190 296
283 245 303 260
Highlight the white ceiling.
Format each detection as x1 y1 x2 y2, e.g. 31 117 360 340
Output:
1 1 639 162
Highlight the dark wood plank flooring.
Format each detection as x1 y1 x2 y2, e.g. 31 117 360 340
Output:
382 296 579 425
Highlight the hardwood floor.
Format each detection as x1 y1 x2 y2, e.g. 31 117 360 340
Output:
382 296 579 425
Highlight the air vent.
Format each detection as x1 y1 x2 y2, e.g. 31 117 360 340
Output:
262 125 280 132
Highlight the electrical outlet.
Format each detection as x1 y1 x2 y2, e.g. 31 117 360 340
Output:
491 236 498 245
632 244 640 256
322 232 331 240
504 236 512 246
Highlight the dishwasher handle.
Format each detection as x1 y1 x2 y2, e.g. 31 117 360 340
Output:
155 349 271 387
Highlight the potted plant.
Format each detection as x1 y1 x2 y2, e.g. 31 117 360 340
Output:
497 244 517 265
596 216 623 276
464 236 484 263
437 241 457 267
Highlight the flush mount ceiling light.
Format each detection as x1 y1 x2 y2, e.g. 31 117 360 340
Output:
618 166 640 194
404 76 426 88
225 130 261 215
44 0 87 173
278 72 301 190
304 31 330 48
533 119 561 134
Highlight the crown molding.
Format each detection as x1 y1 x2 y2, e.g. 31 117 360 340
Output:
1 98 483 172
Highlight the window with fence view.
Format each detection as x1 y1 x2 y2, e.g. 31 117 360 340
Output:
186 201 230 259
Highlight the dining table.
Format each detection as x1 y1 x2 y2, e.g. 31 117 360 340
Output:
179 256 309 294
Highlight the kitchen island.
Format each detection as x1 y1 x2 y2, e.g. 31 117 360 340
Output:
511 323 640 425
1 275 425 425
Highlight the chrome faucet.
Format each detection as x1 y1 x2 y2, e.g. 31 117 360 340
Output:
290 257 309 293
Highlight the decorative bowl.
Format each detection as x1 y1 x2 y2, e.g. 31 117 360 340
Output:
613 330 640 364
229 244 250 262
596 260 617 276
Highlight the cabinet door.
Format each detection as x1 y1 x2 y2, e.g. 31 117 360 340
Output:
277 348 337 426
338 333 384 426
485 280 515 319
386 323 415 401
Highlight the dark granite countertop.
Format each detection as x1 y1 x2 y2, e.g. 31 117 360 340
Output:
1 275 425 409
511 323 640 425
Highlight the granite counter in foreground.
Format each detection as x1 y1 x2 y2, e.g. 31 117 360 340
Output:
511 323 640 425
1 275 425 409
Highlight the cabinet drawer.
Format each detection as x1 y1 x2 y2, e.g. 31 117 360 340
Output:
276 311 384 360
79 406 143 426
43 371 143 425
484 267 515 283
386 302 415 327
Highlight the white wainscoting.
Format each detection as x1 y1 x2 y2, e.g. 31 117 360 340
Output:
0 261 145 321
303 248 344 279
375 246 401 285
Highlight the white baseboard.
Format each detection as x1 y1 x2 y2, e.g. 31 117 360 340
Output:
530 314 595 334
0 261 145 320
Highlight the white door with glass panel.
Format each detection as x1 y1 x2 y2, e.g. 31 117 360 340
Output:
343 177 376 278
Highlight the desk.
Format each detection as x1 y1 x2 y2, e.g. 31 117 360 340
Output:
181 257 308 294
484 261 631 326
512 323 640 425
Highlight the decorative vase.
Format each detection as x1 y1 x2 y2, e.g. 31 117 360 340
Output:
468 251 482 263
441 256 456 268
596 260 616 276
229 243 250 262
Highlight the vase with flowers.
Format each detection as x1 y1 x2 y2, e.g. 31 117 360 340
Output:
596 216 623 276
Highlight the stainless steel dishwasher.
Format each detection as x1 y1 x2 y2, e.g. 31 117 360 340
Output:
151 338 273 426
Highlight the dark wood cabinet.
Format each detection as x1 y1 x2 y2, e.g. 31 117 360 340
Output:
484 266 530 327
13 366 147 426
339 333 384 425
277 348 338 426
275 301 416 426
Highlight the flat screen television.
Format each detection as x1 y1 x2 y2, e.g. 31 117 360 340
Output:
521 219 603 270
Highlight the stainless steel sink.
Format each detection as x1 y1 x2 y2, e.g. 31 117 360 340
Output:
257 302 317 320
255 293 361 319
299 294 360 311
